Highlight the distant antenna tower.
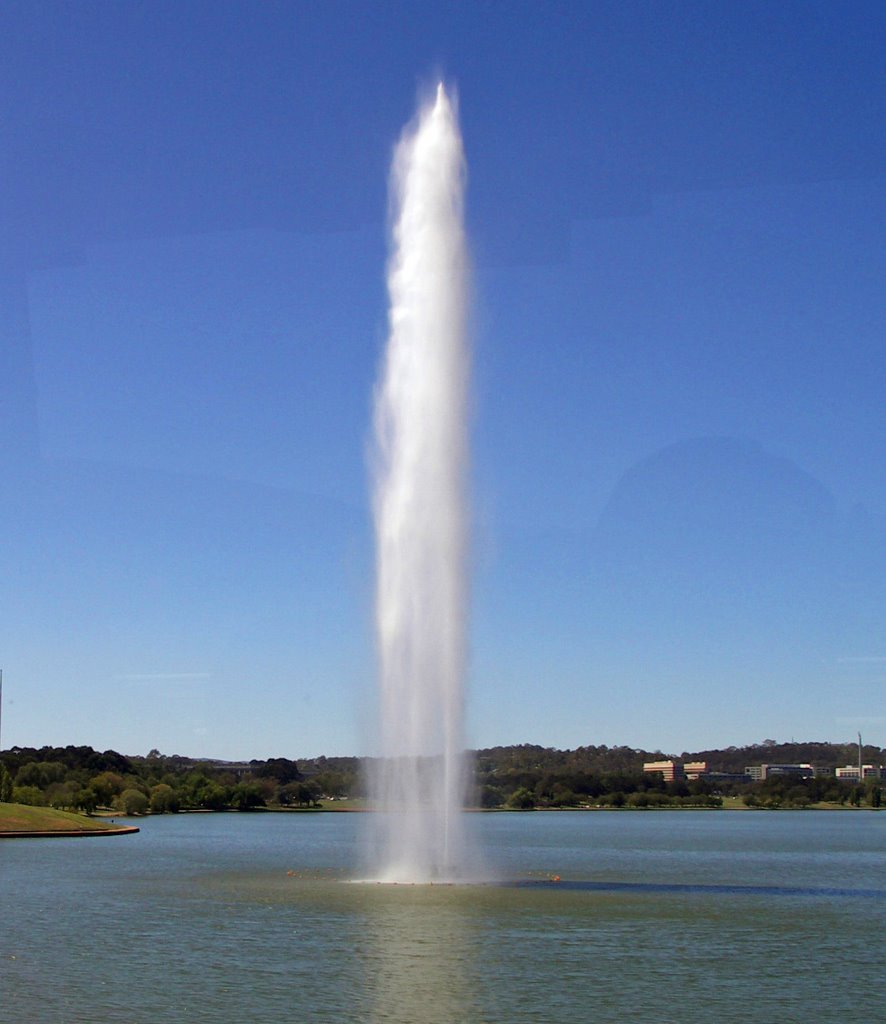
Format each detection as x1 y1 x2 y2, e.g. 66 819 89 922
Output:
858 731 863 782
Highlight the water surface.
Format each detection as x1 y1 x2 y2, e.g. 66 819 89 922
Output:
1 811 882 1023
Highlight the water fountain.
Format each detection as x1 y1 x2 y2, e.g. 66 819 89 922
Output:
368 83 473 882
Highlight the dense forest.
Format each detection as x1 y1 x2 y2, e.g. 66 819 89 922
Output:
1 739 883 814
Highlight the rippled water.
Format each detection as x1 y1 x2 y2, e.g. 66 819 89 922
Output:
2 811 883 1023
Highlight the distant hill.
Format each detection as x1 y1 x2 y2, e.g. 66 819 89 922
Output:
679 739 885 774
4 738 882 779
475 739 884 776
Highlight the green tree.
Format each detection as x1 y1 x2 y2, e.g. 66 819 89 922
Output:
0 764 13 802
479 785 504 808
15 761 66 790
199 783 231 810
12 785 45 806
91 771 126 807
666 780 690 798
230 782 265 811
550 784 580 807
117 789 149 815
277 781 320 807
506 787 535 810
149 783 180 814
313 772 349 798
47 781 79 810
76 788 98 814
782 784 810 808
254 757 302 784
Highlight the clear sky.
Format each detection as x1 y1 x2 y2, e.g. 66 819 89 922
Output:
1 1 883 760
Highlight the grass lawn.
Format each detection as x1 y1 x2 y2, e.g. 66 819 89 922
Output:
269 797 369 812
0 801 122 833
318 797 369 811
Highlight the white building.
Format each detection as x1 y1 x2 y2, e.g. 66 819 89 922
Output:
835 764 882 781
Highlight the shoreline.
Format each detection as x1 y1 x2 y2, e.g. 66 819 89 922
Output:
0 825 140 839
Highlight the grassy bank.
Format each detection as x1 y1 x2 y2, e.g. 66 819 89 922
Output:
0 802 132 835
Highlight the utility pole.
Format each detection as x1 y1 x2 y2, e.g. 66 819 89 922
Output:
858 731 863 782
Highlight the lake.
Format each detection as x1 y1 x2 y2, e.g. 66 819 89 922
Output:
2 810 883 1023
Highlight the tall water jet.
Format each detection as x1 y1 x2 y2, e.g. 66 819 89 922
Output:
369 83 471 882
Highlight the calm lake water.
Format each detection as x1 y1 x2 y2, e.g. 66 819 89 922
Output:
2 810 884 1023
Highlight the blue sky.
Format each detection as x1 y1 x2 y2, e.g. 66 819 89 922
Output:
1 1 883 759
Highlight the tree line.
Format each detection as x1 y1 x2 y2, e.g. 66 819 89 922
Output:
0 745 360 815
1 739 882 814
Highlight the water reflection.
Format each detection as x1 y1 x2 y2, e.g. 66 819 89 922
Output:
361 886 481 1024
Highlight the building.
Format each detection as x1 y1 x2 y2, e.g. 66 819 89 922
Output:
643 760 682 782
835 765 882 781
746 763 816 781
703 771 752 784
642 759 709 781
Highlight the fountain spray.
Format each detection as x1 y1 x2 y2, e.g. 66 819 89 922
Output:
369 84 471 882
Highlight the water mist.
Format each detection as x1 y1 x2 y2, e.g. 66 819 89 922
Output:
368 84 473 883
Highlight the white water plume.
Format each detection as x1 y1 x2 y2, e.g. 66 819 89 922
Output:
368 83 474 882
